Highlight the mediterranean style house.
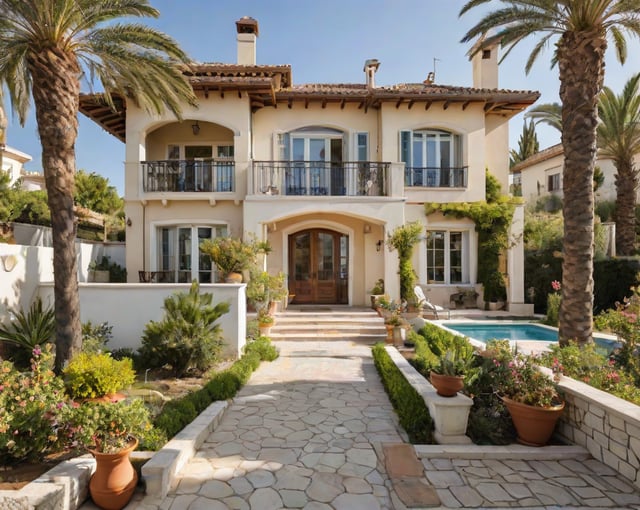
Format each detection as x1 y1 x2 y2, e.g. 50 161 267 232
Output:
80 17 538 311
512 142 639 205
1 145 44 190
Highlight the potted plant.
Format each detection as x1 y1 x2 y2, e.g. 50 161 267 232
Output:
369 278 385 308
384 312 402 343
88 256 111 283
429 347 475 397
483 271 507 310
488 345 564 446
246 270 287 314
257 310 275 336
61 398 153 510
199 236 269 283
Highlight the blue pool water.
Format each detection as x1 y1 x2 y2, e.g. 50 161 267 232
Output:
444 322 619 352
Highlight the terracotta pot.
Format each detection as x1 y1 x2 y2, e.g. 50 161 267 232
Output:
225 271 243 283
429 371 464 397
89 437 138 510
385 324 394 343
259 325 273 336
502 396 565 447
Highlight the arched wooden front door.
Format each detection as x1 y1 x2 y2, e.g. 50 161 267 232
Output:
289 229 348 304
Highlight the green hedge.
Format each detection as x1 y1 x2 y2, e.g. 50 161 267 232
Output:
411 323 474 377
372 343 434 444
153 337 278 439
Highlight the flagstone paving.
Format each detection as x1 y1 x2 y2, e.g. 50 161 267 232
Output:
126 339 640 510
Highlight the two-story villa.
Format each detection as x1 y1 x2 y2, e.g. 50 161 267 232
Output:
80 17 538 311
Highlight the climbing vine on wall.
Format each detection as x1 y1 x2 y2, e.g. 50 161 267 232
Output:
387 221 423 301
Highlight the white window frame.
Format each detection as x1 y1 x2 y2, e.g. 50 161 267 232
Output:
424 228 471 285
153 223 228 283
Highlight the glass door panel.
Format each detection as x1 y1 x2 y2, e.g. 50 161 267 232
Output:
309 138 328 195
178 227 192 283
198 227 213 283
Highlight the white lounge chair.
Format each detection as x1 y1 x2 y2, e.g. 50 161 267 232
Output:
414 285 451 320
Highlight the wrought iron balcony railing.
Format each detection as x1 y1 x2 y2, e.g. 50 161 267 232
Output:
253 161 390 196
404 166 468 188
142 160 235 193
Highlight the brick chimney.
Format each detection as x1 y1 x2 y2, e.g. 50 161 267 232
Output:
236 16 259 66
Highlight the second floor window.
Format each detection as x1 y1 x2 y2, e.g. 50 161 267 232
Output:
400 129 463 187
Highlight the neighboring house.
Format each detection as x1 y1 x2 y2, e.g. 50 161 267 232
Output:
512 142 635 204
1 145 43 190
79 17 538 311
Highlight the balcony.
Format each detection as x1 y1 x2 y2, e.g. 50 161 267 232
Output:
142 160 235 193
252 161 390 197
405 166 468 188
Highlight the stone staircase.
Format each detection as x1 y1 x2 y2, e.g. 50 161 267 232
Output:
268 305 387 343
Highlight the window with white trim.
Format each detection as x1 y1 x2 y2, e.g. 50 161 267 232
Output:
157 224 227 283
426 230 469 284
400 129 464 187
547 173 561 192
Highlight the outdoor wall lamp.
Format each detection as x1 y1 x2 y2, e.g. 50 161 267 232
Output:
376 240 384 252
126 217 132 227
191 120 200 135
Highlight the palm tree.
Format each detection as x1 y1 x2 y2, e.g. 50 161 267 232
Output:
0 0 197 371
510 119 540 167
526 102 562 133
0 92 6 175
598 73 640 256
460 1 640 346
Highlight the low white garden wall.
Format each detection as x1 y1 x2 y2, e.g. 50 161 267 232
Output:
38 283 246 359
555 370 640 489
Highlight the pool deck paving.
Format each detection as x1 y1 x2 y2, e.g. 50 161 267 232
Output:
125 338 640 510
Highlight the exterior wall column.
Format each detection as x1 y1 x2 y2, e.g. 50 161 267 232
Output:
507 204 533 314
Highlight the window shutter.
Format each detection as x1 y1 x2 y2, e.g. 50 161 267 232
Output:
399 130 411 163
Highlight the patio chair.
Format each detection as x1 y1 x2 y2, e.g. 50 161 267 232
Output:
414 285 451 320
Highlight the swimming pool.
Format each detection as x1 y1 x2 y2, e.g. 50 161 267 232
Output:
442 322 620 352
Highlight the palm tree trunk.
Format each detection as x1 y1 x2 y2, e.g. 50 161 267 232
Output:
28 47 82 371
557 30 606 346
614 159 637 256
0 100 7 175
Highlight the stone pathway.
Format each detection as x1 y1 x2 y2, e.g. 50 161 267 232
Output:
142 340 405 509
125 338 640 510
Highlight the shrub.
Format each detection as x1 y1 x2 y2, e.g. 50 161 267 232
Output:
153 399 198 439
245 336 279 361
63 352 135 399
464 340 516 445
205 372 241 400
0 345 67 464
372 343 434 443
0 296 55 368
412 323 476 377
138 281 229 377
81 321 113 353
88 256 127 282
543 282 562 327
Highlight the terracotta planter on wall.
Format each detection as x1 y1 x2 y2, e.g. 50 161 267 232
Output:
429 372 464 397
89 437 138 510
502 396 565 446
225 272 243 283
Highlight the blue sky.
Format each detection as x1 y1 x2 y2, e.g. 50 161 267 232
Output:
5 0 640 194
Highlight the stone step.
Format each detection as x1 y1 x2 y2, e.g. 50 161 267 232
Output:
269 333 388 343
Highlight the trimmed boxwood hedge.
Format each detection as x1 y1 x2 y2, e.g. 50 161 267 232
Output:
372 343 434 444
153 336 278 439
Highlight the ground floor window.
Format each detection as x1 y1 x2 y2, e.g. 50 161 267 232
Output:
426 230 469 284
157 224 227 283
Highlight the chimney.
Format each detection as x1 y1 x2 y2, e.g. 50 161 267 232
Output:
236 16 259 66
470 37 498 89
363 59 380 89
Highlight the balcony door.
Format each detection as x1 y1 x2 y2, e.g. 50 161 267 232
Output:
288 136 342 195
289 229 348 304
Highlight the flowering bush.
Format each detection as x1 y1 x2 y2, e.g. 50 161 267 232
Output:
539 341 640 405
0 345 67 464
60 398 154 454
481 340 560 407
63 351 135 399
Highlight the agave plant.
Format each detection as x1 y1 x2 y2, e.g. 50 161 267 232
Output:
0 297 55 366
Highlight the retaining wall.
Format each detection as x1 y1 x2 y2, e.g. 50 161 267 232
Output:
555 369 640 489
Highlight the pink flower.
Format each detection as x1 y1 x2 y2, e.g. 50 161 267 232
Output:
551 280 561 292
32 346 42 357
